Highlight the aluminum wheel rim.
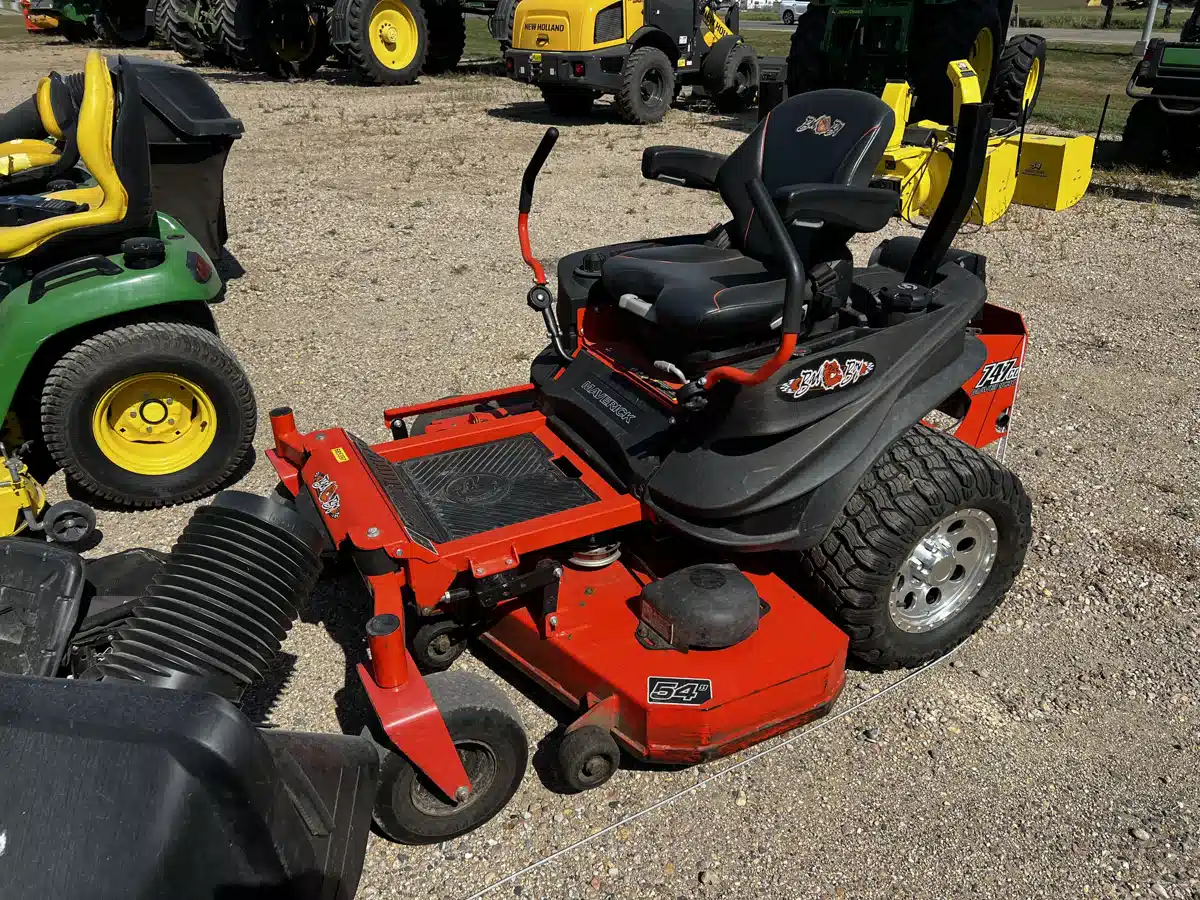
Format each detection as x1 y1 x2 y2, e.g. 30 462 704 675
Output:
889 508 998 634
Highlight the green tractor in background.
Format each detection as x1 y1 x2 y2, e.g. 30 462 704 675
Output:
27 0 160 45
770 0 1044 124
1122 6 1200 168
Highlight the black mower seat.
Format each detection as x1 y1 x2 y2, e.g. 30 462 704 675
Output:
601 89 895 343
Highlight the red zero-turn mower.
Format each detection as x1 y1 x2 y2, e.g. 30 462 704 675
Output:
270 88 1032 843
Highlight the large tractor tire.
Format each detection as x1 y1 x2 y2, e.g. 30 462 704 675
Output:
909 0 1003 123
94 0 154 45
784 4 827 98
152 0 170 45
702 37 758 113
992 33 1046 124
344 0 429 85
259 1 331 77
616 46 675 124
40 322 257 510
489 0 518 50
215 0 268 70
163 0 214 63
423 1 465 74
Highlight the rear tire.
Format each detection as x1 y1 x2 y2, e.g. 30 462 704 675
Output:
423 1 465 74
992 33 1046 124
798 426 1031 669
708 40 758 114
616 46 674 124
909 0 1003 123
1122 98 1170 167
40 322 257 510
259 2 331 77
94 0 153 45
163 0 213 63
345 0 429 85
215 0 267 69
372 672 527 844
540 85 597 117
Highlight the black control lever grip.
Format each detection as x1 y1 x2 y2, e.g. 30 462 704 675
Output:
520 127 559 214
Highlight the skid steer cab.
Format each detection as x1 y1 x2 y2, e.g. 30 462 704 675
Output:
504 0 759 123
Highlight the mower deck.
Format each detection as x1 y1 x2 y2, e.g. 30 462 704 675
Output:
269 394 848 771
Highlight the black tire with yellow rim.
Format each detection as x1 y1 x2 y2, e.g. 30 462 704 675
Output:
909 0 1003 123
40 321 257 509
345 0 429 85
259 1 332 77
992 33 1046 124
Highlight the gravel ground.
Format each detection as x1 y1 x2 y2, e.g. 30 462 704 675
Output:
3 39 1199 900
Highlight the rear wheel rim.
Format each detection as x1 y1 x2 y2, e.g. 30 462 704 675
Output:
641 67 664 105
409 742 497 816
969 27 994 89
369 0 418 69
1022 57 1041 109
91 372 217 476
889 508 998 634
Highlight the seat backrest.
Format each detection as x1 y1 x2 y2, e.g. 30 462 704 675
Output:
0 52 153 261
716 89 894 263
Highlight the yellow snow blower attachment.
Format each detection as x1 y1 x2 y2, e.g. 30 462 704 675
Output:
875 59 1094 225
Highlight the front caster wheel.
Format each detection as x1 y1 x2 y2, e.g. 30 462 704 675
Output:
373 671 527 844
43 500 96 545
800 426 1032 669
412 617 467 672
557 725 619 792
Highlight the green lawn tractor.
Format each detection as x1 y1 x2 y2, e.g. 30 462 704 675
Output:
765 0 1044 126
0 51 255 538
1123 19 1200 168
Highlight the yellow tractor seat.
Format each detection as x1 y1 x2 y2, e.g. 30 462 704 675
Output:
0 72 80 194
0 51 153 261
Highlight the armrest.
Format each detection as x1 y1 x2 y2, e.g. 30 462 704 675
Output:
641 146 727 191
771 183 898 233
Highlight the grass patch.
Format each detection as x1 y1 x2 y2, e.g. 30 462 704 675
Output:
1011 0 1179 29
464 16 500 59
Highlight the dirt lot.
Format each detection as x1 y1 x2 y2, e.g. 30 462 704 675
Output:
3 37 1199 900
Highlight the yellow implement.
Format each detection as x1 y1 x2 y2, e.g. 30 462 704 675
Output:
875 60 1094 225
1 447 46 539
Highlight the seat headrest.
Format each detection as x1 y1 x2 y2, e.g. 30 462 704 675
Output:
36 73 78 140
716 89 895 261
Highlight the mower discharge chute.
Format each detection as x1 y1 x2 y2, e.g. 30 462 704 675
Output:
268 84 1032 843
0 52 254 533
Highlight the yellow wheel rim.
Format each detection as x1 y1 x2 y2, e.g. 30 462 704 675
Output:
969 27 995 90
1022 57 1041 109
368 0 418 70
91 373 217 476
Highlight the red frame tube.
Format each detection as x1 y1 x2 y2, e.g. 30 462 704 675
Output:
703 333 799 390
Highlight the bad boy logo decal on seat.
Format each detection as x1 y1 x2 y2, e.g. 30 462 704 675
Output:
797 114 845 137
778 355 875 401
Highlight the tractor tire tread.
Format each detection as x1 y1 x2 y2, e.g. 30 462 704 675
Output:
616 46 674 124
992 33 1046 123
215 0 265 70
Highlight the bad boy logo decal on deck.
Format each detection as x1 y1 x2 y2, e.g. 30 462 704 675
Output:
778 355 875 401
796 114 845 137
311 471 341 519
